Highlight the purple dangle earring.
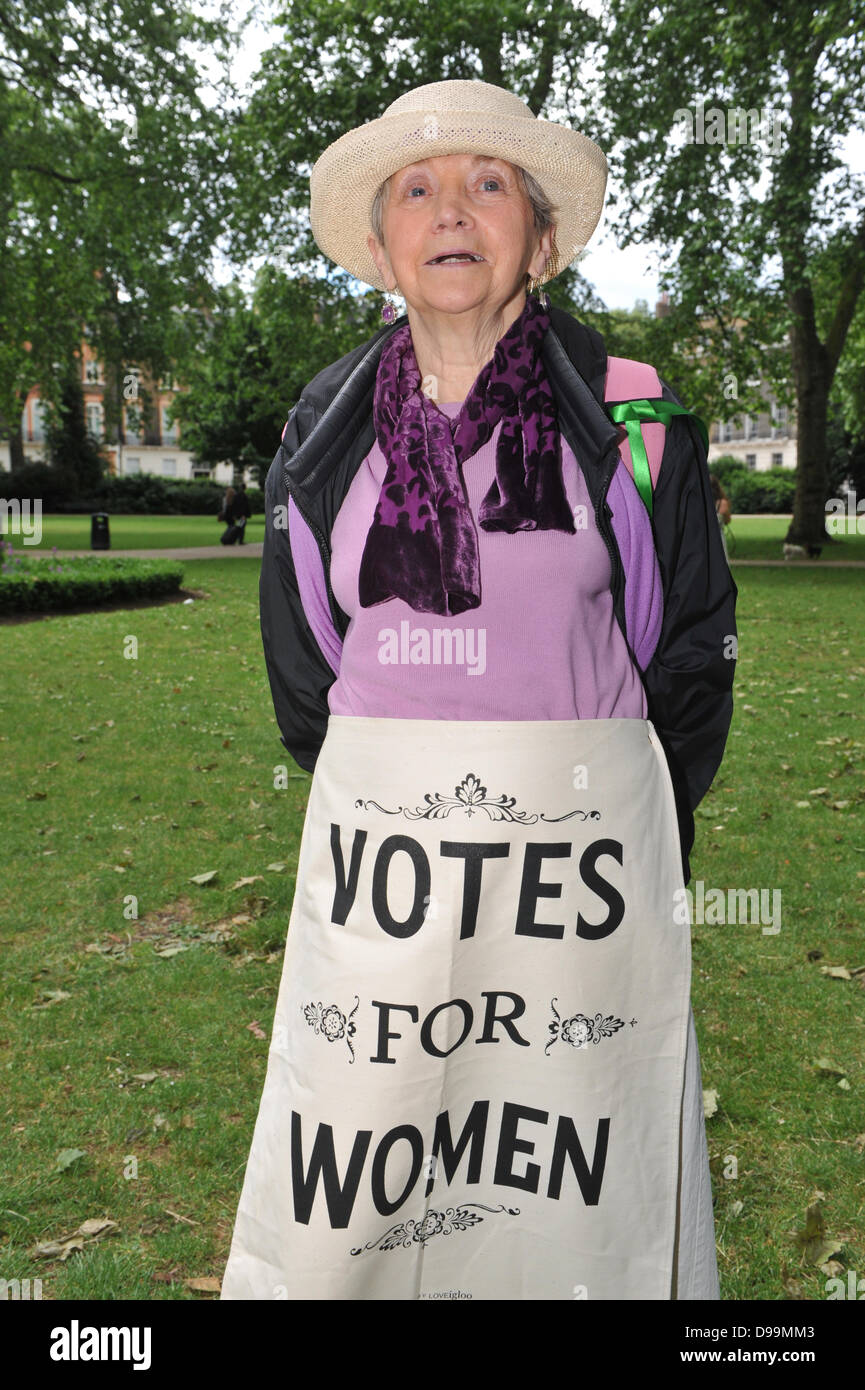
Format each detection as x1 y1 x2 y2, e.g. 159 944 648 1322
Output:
381 286 400 323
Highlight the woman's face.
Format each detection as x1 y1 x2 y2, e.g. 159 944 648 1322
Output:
366 152 552 318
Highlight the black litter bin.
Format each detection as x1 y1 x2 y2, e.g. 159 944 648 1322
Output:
91 512 110 551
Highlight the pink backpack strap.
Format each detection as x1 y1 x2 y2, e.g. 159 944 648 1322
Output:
604 356 666 498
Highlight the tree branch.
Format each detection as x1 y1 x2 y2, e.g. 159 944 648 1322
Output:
824 212 865 379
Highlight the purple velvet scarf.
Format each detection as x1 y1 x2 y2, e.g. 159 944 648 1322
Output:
358 293 575 616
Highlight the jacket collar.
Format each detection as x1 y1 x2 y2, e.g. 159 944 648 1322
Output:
285 305 621 505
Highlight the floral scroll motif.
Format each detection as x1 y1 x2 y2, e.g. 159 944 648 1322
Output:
545 998 634 1055
355 772 600 824
302 996 359 1063
351 1202 520 1256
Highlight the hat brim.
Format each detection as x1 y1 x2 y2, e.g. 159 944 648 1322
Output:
310 109 608 292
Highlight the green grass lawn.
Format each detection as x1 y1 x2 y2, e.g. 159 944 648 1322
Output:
5 511 865 561
725 515 865 563
1 514 263 550
1 558 863 1301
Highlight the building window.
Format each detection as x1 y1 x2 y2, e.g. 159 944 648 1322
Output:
124 405 142 445
159 372 175 392
746 453 757 469
771 404 788 438
84 359 103 385
162 457 177 477
24 400 49 443
160 405 177 445
86 403 103 440
125 456 141 475
747 416 759 439
771 452 783 467
722 421 734 442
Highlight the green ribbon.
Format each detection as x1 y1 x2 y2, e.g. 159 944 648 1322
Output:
607 399 709 519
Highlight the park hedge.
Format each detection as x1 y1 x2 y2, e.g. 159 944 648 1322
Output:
708 456 798 513
0 545 185 615
0 463 264 515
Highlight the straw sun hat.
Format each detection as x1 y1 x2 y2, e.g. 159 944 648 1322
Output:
309 79 608 292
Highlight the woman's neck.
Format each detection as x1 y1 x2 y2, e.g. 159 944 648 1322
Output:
404 290 527 404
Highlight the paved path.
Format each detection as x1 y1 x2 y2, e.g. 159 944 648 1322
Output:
48 544 264 560
42 544 865 568
729 558 865 568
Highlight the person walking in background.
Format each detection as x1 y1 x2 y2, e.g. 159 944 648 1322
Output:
219 481 252 545
710 474 732 560
231 482 252 544
218 484 235 525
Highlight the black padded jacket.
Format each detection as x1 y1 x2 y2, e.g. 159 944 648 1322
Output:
259 305 738 885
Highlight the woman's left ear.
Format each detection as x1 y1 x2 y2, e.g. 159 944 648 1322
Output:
527 226 555 283
367 232 396 292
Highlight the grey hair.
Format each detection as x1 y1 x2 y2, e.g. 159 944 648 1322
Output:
370 163 561 280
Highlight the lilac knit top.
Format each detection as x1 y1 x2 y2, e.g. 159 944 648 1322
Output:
325 402 656 722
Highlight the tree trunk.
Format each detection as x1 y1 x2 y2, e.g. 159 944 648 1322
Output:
785 298 831 548
8 416 26 473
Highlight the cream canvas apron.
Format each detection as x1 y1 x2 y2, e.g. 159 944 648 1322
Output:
221 716 693 1300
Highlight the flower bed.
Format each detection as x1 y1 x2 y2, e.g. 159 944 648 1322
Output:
0 542 185 615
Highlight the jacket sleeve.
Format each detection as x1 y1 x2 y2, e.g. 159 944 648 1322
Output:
259 399 337 773
641 386 738 859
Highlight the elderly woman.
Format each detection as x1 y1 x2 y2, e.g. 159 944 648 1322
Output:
221 80 737 1302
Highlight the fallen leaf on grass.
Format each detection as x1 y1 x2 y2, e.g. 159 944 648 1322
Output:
246 1020 266 1039
184 1276 220 1294
75 1218 118 1239
33 1217 118 1261
820 965 853 980
266 862 287 873
32 989 71 1009
189 870 218 886
154 943 189 958
54 1148 86 1172
231 875 264 890
821 1259 845 1277
812 1057 847 1078
34 1237 84 1260
792 1200 843 1266
782 1276 807 1299
703 1088 719 1119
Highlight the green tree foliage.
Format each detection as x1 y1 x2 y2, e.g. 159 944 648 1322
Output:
169 266 386 484
44 366 107 493
601 0 865 545
0 0 242 467
223 0 605 313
